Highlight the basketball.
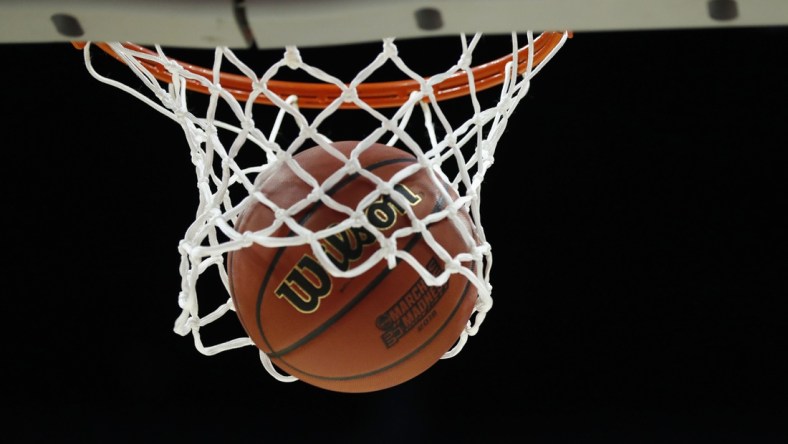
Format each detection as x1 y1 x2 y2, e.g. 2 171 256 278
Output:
227 141 479 393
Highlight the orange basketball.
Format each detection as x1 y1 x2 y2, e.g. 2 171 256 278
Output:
227 141 478 393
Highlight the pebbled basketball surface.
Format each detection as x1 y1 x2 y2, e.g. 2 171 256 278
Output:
228 141 478 392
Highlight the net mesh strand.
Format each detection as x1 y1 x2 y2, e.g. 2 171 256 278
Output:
80 31 568 383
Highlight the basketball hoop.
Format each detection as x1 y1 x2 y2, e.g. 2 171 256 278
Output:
73 29 570 390
74 31 567 108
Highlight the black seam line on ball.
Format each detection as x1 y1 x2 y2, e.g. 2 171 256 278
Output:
276 278 475 383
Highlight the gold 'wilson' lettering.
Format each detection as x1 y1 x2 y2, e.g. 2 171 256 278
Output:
274 255 331 313
275 184 422 313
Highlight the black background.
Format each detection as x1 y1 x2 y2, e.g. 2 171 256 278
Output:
4 26 787 442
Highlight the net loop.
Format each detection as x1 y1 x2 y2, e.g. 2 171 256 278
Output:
283 46 302 70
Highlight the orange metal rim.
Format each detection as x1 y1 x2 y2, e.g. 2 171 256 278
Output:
73 31 570 109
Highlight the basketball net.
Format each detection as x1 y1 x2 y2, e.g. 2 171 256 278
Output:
75 30 570 383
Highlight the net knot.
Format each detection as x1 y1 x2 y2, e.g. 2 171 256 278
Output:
283 46 302 70
349 211 366 227
307 188 323 203
173 107 188 121
241 118 256 132
480 155 494 171
446 198 464 217
344 157 362 175
274 207 287 221
185 316 200 330
378 182 395 197
428 156 442 170
341 87 359 104
465 188 480 202
410 217 427 233
473 242 490 259
458 52 473 71
303 230 317 246
381 38 398 58
173 318 190 336
498 95 513 110
251 79 266 93
162 59 182 74
445 258 463 274
445 132 458 147
420 82 434 99
207 83 224 96
381 236 398 269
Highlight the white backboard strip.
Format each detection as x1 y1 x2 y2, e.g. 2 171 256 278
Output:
0 0 786 48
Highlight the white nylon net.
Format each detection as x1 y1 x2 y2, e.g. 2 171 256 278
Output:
79 30 568 383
